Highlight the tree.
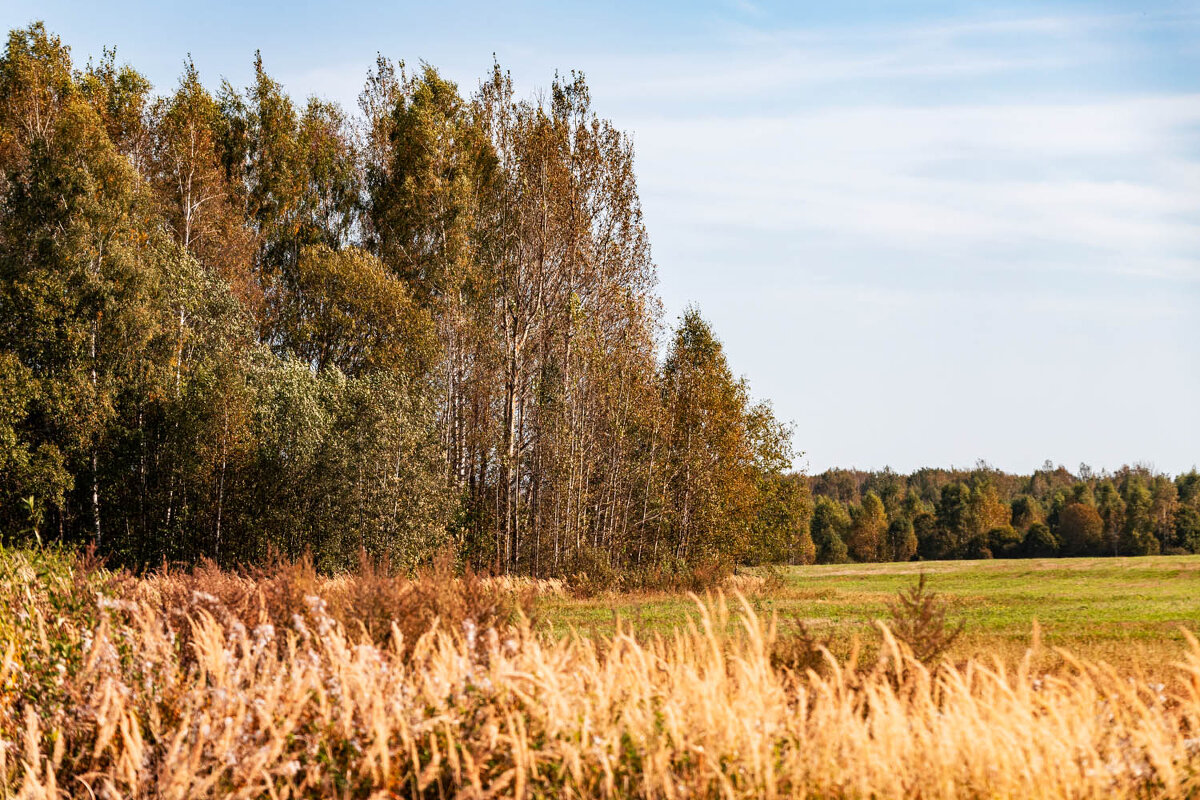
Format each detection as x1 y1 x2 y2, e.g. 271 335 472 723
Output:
79 46 151 165
1069 481 1095 507
273 245 434 376
365 63 482 308
1175 506 1200 554
1176 471 1200 507
148 59 257 313
987 525 1022 558
658 309 761 566
914 512 950 560
747 472 812 565
847 491 886 562
1010 495 1043 532
900 489 932 521
887 517 918 562
1120 476 1158 555
1056 502 1104 556
795 528 817 565
2 23 816 577
0 23 160 546
810 497 850 564
864 467 904 518
0 353 70 537
241 357 450 570
1149 476 1179 551
1022 523 1058 558
1096 481 1125 556
967 481 1009 553
936 483 971 557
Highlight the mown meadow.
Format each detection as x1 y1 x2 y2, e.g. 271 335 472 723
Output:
4 547 1200 798
546 556 1200 671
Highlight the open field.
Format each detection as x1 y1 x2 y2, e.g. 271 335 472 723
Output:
542 556 1200 668
6 549 1200 797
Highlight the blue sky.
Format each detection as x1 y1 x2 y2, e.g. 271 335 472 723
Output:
6 0 1199 475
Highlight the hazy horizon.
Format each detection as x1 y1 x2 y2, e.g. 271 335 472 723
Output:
8 0 1197 476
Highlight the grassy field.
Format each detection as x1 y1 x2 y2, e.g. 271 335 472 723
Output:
542 555 1200 667
8 548 1200 797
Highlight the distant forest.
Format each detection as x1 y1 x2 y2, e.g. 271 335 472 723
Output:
803 463 1200 563
0 24 1194 577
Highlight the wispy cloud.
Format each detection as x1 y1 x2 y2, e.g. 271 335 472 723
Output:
630 95 1200 280
550 11 1200 290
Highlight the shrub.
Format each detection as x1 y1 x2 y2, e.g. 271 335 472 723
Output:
566 546 624 596
0 546 137 755
619 555 733 595
886 573 964 665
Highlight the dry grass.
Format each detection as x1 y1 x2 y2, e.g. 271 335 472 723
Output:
3 550 1200 798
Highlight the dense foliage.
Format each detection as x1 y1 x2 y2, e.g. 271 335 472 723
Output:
0 24 803 575
806 462 1200 562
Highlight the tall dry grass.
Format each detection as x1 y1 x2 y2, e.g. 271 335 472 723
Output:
2 551 1200 798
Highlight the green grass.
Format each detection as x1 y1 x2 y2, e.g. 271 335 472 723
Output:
538 556 1200 667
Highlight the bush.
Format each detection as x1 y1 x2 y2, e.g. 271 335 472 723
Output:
619 555 733 595
886 573 964 665
565 546 624 596
0 545 136 752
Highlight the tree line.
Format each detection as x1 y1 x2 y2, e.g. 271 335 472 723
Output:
799 463 1200 564
0 23 803 576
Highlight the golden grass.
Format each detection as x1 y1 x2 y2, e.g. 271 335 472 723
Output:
4 559 1200 798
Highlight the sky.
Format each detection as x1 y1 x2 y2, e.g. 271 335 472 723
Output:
5 0 1198 476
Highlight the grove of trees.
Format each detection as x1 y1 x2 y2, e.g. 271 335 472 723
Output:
0 24 805 576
